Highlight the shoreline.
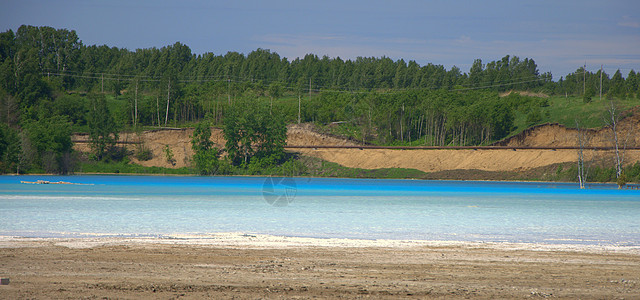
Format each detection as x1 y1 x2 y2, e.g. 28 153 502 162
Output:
2 172 625 185
2 233 639 254
2 233 639 299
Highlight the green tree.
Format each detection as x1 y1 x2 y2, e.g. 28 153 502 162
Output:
87 94 119 160
0 123 20 173
163 145 175 166
22 115 73 173
267 82 283 111
489 101 514 140
468 59 484 87
191 120 222 175
52 94 87 126
0 123 10 171
583 85 595 103
609 69 625 98
224 99 287 167
626 70 638 98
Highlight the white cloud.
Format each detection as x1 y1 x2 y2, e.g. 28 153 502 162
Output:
455 35 472 44
618 16 639 28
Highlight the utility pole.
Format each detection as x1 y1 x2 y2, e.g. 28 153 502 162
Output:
134 80 138 129
227 78 231 105
165 80 170 127
600 64 603 101
298 95 301 124
400 103 404 142
583 62 586 95
101 73 104 93
308 77 312 103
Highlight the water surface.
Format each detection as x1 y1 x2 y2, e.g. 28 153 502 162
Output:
1 175 638 245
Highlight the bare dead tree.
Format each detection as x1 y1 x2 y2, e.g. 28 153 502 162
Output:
604 100 634 187
606 100 623 178
575 120 592 189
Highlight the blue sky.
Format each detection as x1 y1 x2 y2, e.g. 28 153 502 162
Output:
1 0 638 79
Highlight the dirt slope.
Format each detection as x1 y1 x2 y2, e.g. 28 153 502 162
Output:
73 109 640 173
73 124 360 169
495 108 640 148
75 129 203 169
290 112 640 173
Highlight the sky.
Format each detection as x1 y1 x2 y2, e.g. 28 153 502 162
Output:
1 0 639 79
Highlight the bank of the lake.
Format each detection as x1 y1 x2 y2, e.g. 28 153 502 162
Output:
3 174 640 298
1 235 639 299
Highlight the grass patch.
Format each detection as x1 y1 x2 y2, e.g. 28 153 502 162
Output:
540 95 637 128
78 161 193 175
506 94 637 140
76 154 428 179
300 156 427 179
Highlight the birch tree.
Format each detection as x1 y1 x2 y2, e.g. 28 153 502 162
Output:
575 120 591 189
604 100 633 188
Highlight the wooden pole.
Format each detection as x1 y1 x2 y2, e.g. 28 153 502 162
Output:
400 103 404 142
298 94 301 124
308 77 312 103
156 96 160 128
583 62 586 95
134 81 138 128
165 80 170 127
600 64 603 101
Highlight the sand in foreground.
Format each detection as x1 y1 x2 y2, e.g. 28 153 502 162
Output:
1 238 639 299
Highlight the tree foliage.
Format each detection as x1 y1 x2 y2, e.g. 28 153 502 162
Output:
191 120 222 175
22 114 73 173
87 94 119 161
224 99 287 167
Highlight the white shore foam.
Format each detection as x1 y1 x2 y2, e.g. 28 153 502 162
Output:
1 233 639 254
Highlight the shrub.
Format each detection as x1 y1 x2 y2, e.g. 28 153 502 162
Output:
135 148 153 161
163 145 175 166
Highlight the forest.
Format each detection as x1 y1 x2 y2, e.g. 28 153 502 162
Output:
0 25 639 175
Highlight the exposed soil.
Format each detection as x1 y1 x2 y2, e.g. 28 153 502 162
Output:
2 239 639 299
73 123 359 170
499 90 550 98
494 108 640 148
72 108 640 176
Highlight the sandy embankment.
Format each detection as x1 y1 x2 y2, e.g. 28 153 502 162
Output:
73 111 640 173
297 148 640 173
1 235 639 299
296 113 640 173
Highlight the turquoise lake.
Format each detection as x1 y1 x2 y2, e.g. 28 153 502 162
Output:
1 175 639 245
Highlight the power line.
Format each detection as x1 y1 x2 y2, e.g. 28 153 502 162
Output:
44 70 549 94
448 78 547 92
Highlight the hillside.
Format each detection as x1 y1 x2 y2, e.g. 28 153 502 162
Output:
496 107 640 148
73 107 640 176
73 123 360 169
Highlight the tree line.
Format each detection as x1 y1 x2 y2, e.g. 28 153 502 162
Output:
3 26 638 98
1 25 639 175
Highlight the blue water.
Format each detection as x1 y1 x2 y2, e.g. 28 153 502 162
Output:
1 175 639 245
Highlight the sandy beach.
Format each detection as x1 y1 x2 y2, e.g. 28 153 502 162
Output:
1 234 639 299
